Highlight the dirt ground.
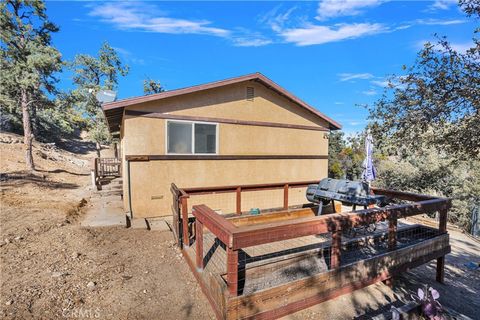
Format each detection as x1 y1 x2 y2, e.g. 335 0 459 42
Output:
0 133 214 319
1 132 479 320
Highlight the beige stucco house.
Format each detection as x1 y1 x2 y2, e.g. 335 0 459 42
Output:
102 73 341 218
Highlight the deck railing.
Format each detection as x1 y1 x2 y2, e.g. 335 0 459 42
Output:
174 182 450 297
91 157 121 189
170 181 318 247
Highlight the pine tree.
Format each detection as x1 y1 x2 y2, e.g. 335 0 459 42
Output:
143 77 164 95
70 42 129 157
0 0 62 171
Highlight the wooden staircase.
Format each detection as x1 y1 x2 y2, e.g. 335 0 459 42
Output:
97 177 123 197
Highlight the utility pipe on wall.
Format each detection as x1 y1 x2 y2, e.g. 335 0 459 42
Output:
127 159 133 219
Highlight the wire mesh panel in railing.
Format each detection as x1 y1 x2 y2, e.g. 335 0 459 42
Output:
241 189 284 213
188 193 237 215
199 231 228 278
181 188 451 320
234 233 332 295
287 186 309 208
186 186 312 216
341 218 442 265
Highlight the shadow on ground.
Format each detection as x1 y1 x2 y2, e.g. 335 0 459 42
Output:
0 171 79 190
55 138 97 155
37 169 90 177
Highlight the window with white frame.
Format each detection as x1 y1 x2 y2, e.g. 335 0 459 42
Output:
167 120 217 154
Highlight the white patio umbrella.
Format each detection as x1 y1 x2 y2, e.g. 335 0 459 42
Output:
362 130 377 184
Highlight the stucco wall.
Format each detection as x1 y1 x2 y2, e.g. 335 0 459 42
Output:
127 81 330 128
122 116 328 155
128 159 326 217
121 80 332 218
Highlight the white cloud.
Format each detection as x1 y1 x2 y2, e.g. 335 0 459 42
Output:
316 0 385 20
415 39 435 51
112 47 146 65
451 42 475 53
280 23 386 46
415 18 465 26
349 120 365 126
88 2 273 47
337 73 405 89
362 89 378 96
338 72 374 81
371 79 390 87
89 2 229 37
371 76 407 89
264 3 464 47
416 39 475 54
232 37 273 47
229 27 274 47
429 0 457 10
395 24 412 31
389 18 465 32
260 5 300 32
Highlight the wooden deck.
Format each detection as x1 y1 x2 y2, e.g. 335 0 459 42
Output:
183 223 448 319
185 221 443 293
173 182 451 320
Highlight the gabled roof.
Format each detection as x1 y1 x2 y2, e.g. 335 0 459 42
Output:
102 72 342 133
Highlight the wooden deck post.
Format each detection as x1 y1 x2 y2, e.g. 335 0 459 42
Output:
438 208 447 233
436 208 448 283
330 224 342 269
236 187 241 214
385 213 397 287
283 184 289 210
388 214 397 250
181 197 189 247
226 247 239 296
196 219 204 270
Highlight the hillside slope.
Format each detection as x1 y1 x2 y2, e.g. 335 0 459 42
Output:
0 132 214 319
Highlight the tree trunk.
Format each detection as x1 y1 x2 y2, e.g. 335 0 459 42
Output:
96 141 101 158
21 89 35 171
31 103 40 138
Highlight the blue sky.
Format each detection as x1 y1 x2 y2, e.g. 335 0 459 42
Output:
47 0 475 134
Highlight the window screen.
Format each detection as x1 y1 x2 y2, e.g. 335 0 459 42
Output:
167 121 192 154
194 123 216 154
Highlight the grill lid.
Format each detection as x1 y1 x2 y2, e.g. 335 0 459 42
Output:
306 178 388 207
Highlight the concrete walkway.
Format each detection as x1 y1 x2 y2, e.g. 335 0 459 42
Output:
81 182 126 227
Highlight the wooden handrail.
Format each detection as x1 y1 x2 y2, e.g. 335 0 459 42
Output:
192 198 450 249
171 183 189 198
190 194 450 296
230 198 451 249
94 157 121 178
181 180 318 195
371 187 438 201
192 204 236 247
175 180 318 246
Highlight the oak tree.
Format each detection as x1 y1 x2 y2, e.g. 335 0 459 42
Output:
368 1 479 160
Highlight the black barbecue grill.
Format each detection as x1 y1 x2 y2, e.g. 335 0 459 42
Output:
306 178 389 215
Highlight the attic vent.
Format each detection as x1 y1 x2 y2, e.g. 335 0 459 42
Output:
246 87 254 101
